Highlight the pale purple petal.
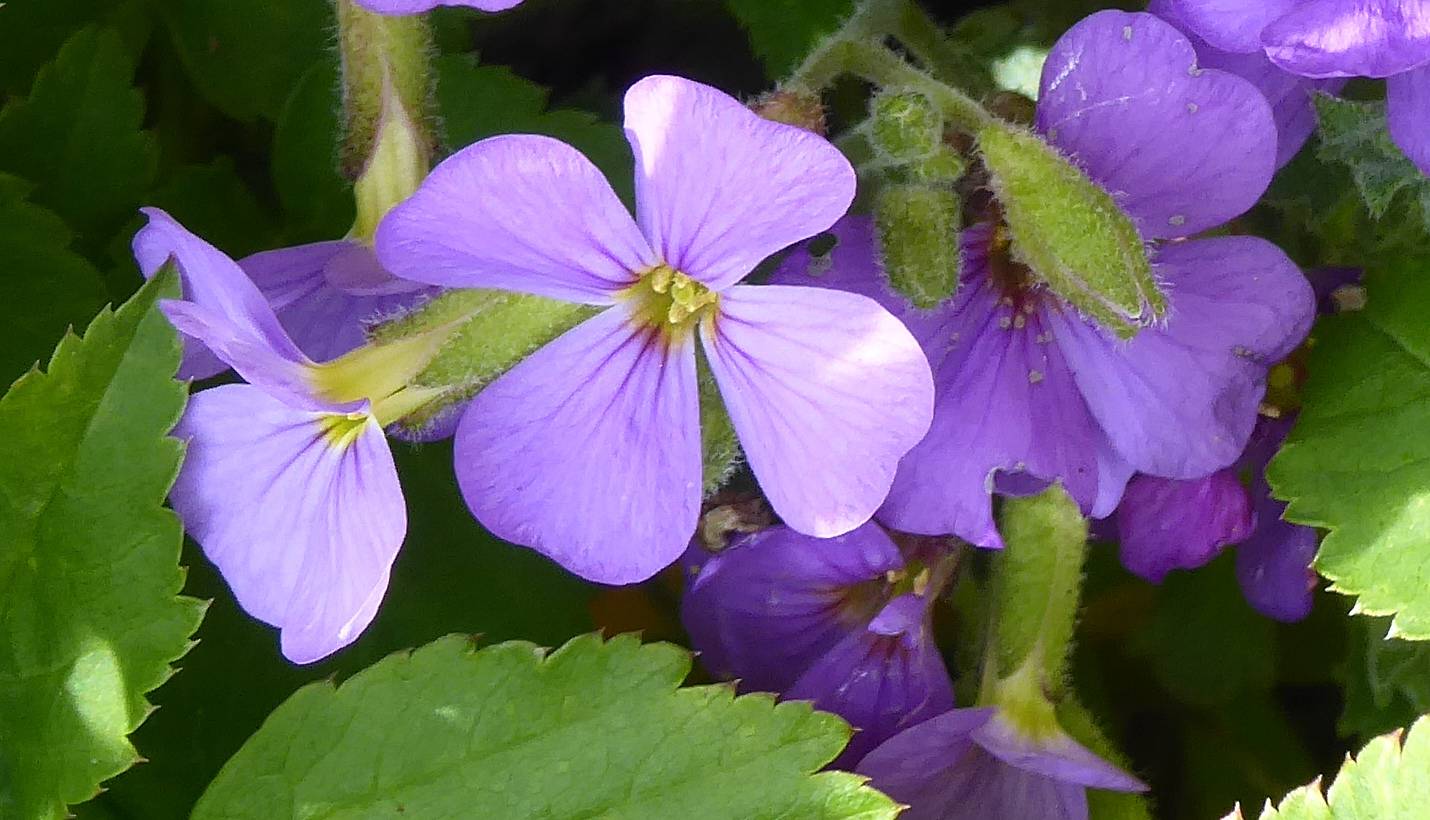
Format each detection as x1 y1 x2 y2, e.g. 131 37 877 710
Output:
134 209 316 402
171 385 404 664
1262 0 1430 78
355 0 522 14
376 135 654 303
681 522 904 693
972 713 1148 791
453 306 700 584
1388 66 1430 175
1165 0 1300 53
786 594 954 768
623 75 855 290
1051 237 1314 479
1037 11 1277 238
1116 470 1254 583
241 241 438 364
700 285 933 538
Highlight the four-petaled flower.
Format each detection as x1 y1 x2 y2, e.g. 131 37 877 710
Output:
377 74 935 584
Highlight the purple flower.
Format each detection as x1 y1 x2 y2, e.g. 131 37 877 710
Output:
354 0 523 14
134 209 408 663
376 75 935 584
857 708 1147 820
1167 0 1430 173
1149 0 1346 167
776 12 1315 548
682 523 954 768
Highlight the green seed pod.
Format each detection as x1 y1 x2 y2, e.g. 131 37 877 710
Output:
978 122 1162 339
875 183 962 309
870 90 943 164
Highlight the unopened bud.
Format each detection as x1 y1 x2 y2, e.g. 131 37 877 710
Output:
909 144 967 185
875 183 962 309
978 122 1161 339
870 91 943 164
751 89 827 135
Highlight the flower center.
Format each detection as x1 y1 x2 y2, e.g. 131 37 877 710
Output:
986 223 1040 305
626 264 719 335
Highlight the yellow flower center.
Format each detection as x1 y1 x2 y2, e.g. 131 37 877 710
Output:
625 264 719 336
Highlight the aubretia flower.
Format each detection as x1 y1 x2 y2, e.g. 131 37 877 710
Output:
376 74 935 584
133 208 425 663
777 11 1316 548
355 0 523 14
1167 0 1430 173
682 523 953 767
857 708 1147 820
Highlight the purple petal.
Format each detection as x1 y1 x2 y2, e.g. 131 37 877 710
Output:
1236 493 1319 622
1262 0 1430 78
134 209 316 402
699 284 933 538
682 522 905 692
785 594 954 768
240 241 438 364
171 385 404 663
1037 11 1277 238
453 306 700 585
354 0 522 14
1050 236 1314 479
1116 470 1254 583
1164 0 1299 53
972 713 1149 792
623 75 855 290
376 135 654 303
1388 65 1430 175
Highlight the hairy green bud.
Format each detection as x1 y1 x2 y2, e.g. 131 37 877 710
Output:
978 122 1162 339
870 91 943 164
875 183 962 309
909 144 967 184
697 356 743 495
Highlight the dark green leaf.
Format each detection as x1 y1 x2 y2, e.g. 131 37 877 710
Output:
1340 616 1430 741
273 60 355 243
725 0 857 78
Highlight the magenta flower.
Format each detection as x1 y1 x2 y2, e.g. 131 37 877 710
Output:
1166 0 1430 173
376 75 934 584
682 523 954 767
1149 0 1346 168
857 708 1147 820
355 0 523 14
134 209 407 663
775 12 1315 548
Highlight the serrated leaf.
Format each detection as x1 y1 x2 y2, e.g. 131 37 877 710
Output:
0 26 157 240
1314 94 1430 232
1340 616 1430 741
0 175 108 387
1268 259 1430 639
154 0 332 122
726 0 857 78
0 267 207 819
194 633 897 820
1226 714 1430 820
0 0 149 97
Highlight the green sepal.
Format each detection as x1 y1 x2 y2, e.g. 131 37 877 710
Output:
698 353 743 496
869 90 942 164
978 122 1161 339
875 182 961 308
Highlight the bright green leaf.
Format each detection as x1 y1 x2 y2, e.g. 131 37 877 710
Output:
726 0 857 78
154 0 332 122
1225 714 1430 820
1340 616 1430 741
1268 259 1430 639
0 26 157 240
194 634 897 820
0 268 207 819
0 175 108 387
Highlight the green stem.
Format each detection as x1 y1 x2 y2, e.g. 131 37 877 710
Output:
886 0 964 81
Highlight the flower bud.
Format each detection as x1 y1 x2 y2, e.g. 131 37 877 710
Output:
869 90 943 164
978 122 1163 339
750 89 827 134
875 183 961 309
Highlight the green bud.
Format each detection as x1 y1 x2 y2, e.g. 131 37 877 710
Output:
909 144 967 185
697 356 743 495
875 183 962 309
978 122 1163 339
870 91 943 163
988 484 1087 693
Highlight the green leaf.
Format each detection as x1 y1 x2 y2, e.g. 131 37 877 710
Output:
1314 94 1430 231
0 26 157 240
0 0 149 97
154 0 332 122
147 159 281 260
725 0 858 78
194 634 897 819
0 267 207 819
0 176 108 387
1268 259 1430 639
1226 714 1430 820
1340 616 1430 741
273 60 356 243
